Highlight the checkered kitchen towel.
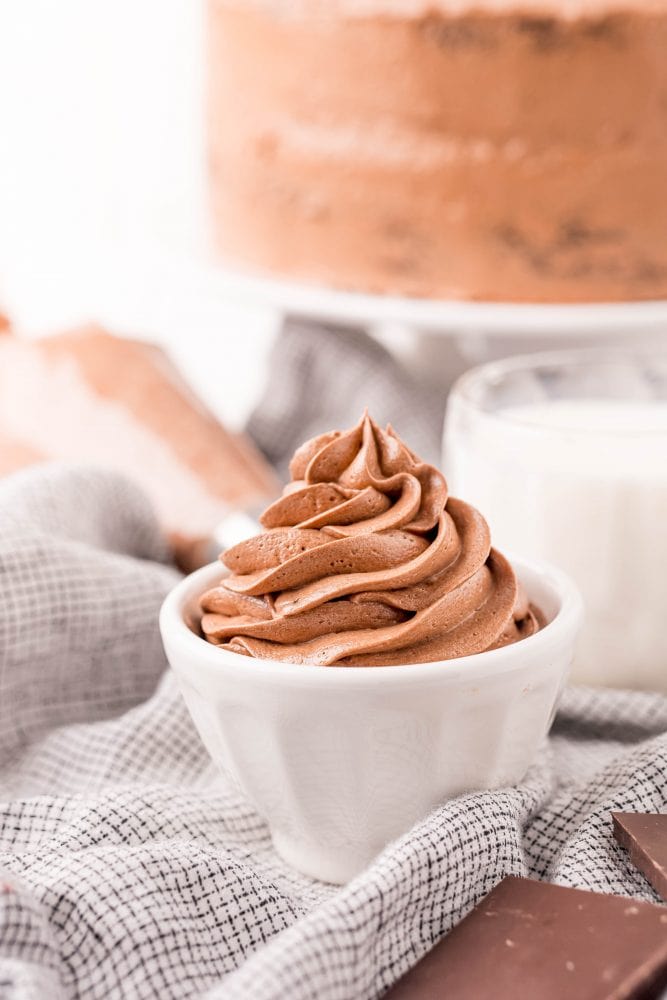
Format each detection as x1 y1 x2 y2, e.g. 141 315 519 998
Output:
2 328 667 999
247 323 446 478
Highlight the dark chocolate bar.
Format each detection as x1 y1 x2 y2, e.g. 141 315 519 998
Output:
613 812 667 903
384 876 667 999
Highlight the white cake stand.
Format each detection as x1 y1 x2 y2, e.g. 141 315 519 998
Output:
203 263 667 339
97 243 667 423
165 257 667 381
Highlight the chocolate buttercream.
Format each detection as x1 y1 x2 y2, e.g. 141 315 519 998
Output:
200 413 541 665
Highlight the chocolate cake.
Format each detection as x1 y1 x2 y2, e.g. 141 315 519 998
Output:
207 0 667 303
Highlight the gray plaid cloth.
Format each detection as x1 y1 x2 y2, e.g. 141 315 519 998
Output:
2 329 667 999
247 323 446 478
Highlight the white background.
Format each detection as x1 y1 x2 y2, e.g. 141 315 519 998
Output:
0 0 277 427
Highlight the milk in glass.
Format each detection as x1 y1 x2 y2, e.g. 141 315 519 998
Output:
444 356 667 690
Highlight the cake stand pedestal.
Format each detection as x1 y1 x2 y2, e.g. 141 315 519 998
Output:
164 258 667 388
98 245 667 419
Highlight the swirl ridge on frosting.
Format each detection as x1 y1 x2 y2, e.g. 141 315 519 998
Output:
200 412 541 665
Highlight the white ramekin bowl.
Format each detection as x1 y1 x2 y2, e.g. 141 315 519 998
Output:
159 557 582 884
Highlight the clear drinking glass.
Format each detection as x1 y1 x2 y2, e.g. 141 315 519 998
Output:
443 349 667 691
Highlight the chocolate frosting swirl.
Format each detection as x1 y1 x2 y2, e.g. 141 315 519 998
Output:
200 413 542 665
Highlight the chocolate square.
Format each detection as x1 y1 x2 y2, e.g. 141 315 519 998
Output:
613 812 667 903
385 876 667 999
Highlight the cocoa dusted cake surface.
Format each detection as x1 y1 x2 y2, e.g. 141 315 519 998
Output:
207 0 667 303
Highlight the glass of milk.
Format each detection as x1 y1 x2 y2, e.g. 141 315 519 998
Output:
444 350 667 691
